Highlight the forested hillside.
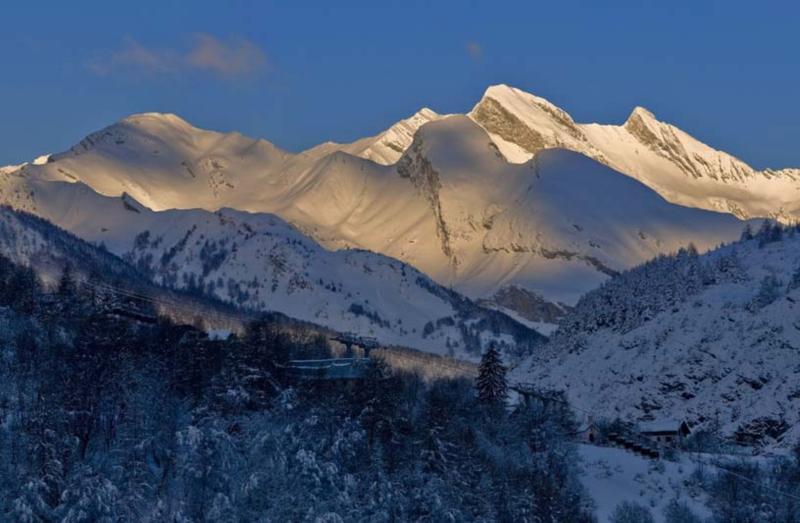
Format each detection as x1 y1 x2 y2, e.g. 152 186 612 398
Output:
0 254 592 521
514 221 800 448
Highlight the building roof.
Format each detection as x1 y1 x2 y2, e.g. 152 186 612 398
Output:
638 419 690 435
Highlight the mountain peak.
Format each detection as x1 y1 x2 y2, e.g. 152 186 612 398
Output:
626 106 657 124
469 84 585 160
120 112 196 131
32 154 52 166
388 107 441 134
414 107 439 120
479 84 567 117
122 111 188 123
341 106 443 165
482 83 517 97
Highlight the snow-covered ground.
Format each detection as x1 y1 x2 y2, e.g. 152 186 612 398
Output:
578 445 711 522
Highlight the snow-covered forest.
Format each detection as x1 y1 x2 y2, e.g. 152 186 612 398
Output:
3 240 800 521
0 254 595 521
514 221 800 448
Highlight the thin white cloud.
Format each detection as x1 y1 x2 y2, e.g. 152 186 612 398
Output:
89 34 268 79
185 34 267 76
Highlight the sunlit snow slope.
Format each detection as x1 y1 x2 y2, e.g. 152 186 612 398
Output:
6 85 774 318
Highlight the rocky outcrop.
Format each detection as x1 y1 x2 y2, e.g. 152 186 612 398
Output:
396 136 455 264
623 107 753 183
481 285 572 323
471 97 549 154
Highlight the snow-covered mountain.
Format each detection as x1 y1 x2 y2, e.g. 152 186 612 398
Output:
394 117 748 304
4 98 754 320
0 173 539 359
470 84 800 222
0 203 265 332
511 225 800 447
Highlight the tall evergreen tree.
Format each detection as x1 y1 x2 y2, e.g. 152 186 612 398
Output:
57 263 77 299
788 264 800 292
751 273 783 311
9 266 39 315
476 344 507 405
740 223 754 241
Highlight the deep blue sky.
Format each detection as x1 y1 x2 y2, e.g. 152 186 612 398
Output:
1 1 798 168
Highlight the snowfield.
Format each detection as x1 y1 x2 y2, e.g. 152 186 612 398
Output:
578 444 711 522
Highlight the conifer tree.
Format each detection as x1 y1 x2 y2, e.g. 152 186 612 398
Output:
789 264 800 292
57 263 77 299
740 223 754 241
751 273 783 310
9 266 39 315
476 344 507 405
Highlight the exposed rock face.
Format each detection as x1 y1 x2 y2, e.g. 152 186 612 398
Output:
469 85 592 161
482 285 572 323
367 108 441 164
468 85 800 224
338 107 443 166
471 97 549 154
623 107 753 183
396 136 455 264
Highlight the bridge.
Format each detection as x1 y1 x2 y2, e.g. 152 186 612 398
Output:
70 277 477 384
511 383 662 459
281 358 372 381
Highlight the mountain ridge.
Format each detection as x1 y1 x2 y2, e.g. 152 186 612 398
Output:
469 85 800 222
3 84 781 325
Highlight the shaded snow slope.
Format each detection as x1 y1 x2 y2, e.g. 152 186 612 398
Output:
0 205 267 332
0 173 541 359
578 445 710 522
512 230 800 447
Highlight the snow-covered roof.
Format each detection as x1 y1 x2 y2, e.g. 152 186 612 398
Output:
638 420 689 434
